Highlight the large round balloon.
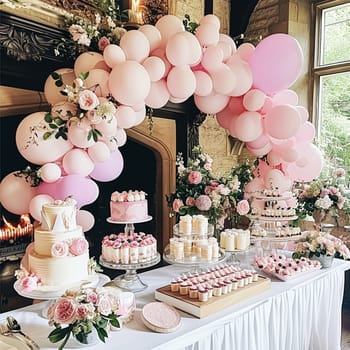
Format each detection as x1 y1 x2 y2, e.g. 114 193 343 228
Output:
155 15 185 48
88 141 111 163
109 60 151 106
0 171 36 214
194 92 230 114
16 112 73 165
145 80 170 109
62 149 95 176
139 24 162 52
167 65 196 100
103 44 126 68
143 56 166 82
40 163 62 183
74 51 109 77
29 194 54 221
235 111 263 142
76 209 95 232
67 121 96 149
84 69 110 97
90 149 124 182
119 30 150 62
44 68 76 105
250 33 303 94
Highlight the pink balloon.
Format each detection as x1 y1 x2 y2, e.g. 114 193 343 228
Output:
226 55 253 96
0 171 36 214
244 177 264 195
211 64 236 95
194 71 213 96
16 112 73 165
63 149 95 176
74 52 109 77
139 24 162 51
194 92 230 114
296 105 309 123
235 111 263 142
199 14 221 29
228 96 245 115
29 194 54 221
120 30 150 62
109 60 150 106
227 114 239 138
84 69 110 97
280 147 298 163
237 43 255 62
40 163 62 183
44 68 76 105
266 150 282 166
246 133 270 149
90 149 124 182
142 56 166 82
76 209 95 232
264 169 285 189
216 105 234 129
261 96 273 114
167 65 196 100
295 121 316 142
95 114 117 137
88 141 111 163
115 105 136 129
264 105 301 140
133 104 147 126
179 31 202 65
166 32 190 66
195 22 220 47
67 122 95 148
272 89 299 106
155 15 185 48
219 34 236 54
103 44 126 68
114 128 127 147
151 48 172 78
250 33 303 94
243 89 266 111
247 142 272 158
201 46 224 72
145 80 170 109
285 142 323 182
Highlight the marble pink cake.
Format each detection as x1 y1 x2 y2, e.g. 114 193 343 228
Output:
110 190 148 222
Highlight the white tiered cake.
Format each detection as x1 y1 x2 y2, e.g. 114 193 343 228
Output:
16 197 95 292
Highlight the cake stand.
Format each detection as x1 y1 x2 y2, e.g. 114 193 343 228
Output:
162 245 228 274
99 253 160 292
224 247 250 266
106 216 152 234
13 273 110 318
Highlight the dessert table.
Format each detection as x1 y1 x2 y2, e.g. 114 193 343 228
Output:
1 257 349 350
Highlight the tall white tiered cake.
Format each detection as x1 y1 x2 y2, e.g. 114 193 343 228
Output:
16 197 94 292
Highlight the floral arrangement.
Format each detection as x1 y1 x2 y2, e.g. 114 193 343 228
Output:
292 230 350 260
296 168 350 220
166 146 253 232
54 1 127 59
47 286 121 350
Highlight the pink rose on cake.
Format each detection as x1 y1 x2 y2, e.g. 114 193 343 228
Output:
51 241 69 257
20 274 40 292
69 237 88 256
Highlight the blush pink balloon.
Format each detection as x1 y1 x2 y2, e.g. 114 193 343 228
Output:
211 64 236 95
246 133 270 149
115 105 136 129
167 65 196 99
90 149 124 182
179 31 202 65
63 149 95 176
201 46 224 72
194 70 213 96
29 194 54 221
295 121 316 142
142 56 166 82
261 96 273 114
0 171 37 214
74 52 109 77
103 44 126 68
219 33 236 54
120 30 150 62
44 68 76 105
16 112 73 165
199 14 221 29
139 24 162 51
264 105 301 140
84 69 110 97
296 105 310 123
250 33 303 94
155 15 185 48
216 105 234 129
88 141 111 163
133 104 146 126
280 147 298 163
67 122 95 148
109 60 151 106
229 96 245 115
194 92 230 114
235 111 263 142
166 32 190 66
243 89 266 111
114 128 127 147
195 22 220 47
40 163 62 183
272 89 299 106
247 142 273 158
266 150 282 166
226 55 253 96
76 209 95 232
237 43 255 62
96 115 117 137
145 79 170 109
151 48 172 78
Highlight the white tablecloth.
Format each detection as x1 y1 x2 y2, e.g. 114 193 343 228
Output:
1 258 349 350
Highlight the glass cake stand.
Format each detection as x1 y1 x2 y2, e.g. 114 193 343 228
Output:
224 247 250 266
99 253 161 292
106 216 152 234
162 245 228 273
13 273 110 318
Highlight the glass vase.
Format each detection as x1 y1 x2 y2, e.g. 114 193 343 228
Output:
311 254 334 268
73 328 99 347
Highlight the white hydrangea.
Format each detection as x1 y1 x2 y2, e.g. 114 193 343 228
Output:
315 194 333 210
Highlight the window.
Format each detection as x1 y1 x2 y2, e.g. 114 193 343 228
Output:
313 0 350 179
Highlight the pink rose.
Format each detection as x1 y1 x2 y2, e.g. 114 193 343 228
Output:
76 305 88 319
329 186 339 195
195 195 212 211
51 241 69 257
97 295 112 316
204 186 213 195
98 36 110 51
237 200 250 215
320 188 330 198
78 90 99 111
204 163 212 171
86 290 98 304
172 199 184 213
69 237 88 256
185 197 195 206
21 275 39 292
54 297 77 324
188 171 202 184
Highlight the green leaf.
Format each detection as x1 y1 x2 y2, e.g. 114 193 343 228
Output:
87 129 93 141
94 128 103 137
79 71 89 80
54 117 65 126
43 132 53 140
44 113 53 122
49 123 58 129
48 326 71 343
95 325 108 342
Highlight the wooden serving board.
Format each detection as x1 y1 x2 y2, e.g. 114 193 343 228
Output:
154 276 270 318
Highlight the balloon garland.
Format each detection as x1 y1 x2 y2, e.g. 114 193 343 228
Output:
0 14 323 230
